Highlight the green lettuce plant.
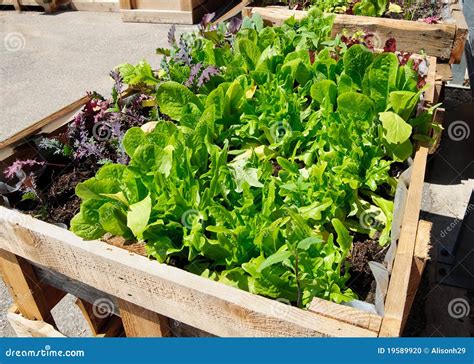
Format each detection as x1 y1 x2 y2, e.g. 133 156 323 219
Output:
71 10 437 307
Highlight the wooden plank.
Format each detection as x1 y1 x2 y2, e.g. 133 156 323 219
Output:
95 315 125 337
424 56 438 106
0 210 376 337
308 298 382 332
436 63 453 82
215 0 251 24
379 147 429 337
75 298 115 336
245 6 457 60
33 263 212 337
7 306 65 338
118 299 171 337
118 0 131 9
121 9 194 24
404 220 431 323
0 249 60 325
133 0 181 11
449 5 469 64
13 0 22 11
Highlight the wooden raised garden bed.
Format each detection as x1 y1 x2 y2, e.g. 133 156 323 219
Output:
242 1 468 64
0 53 444 337
119 0 230 25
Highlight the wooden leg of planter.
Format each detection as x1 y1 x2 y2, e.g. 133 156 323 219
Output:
119 0 132 9
12 0 21 11
43 0 58 13
118 299 171 337
75 298 124 337
0 249 64 326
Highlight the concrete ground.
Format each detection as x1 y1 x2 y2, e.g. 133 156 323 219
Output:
0 9 472 338
0 10 194 141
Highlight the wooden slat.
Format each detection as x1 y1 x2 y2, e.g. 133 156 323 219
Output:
0 210 376 337
0 250 60 325
95 315 125 337
121 9 194 24
308 298 382 332
245 6 457 60
118 299 171 337
436 63 453 82
403 220 432 326
424 56 438 106
132 0 181 11
7 306 65 338
215 0 251 23
75 298 116 336
33 264 212 337
118 0 131 9
379 147 429 337
449 5 469 64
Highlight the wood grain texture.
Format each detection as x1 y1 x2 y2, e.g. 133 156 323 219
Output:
75 298 123 336
0 250 62 325
379 147 429 337
33 263 212 337
118 0 131 9
0 210 376 337
118 299 171 337
449 4 469 64
405 220 432 326
7 306 65 337
308 298 382 332
244 6 458 60
424 56 438 106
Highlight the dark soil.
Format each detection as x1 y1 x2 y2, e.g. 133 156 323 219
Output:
9 160 98 227
346 233 387 303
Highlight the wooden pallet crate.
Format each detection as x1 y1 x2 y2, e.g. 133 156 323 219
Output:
119 0 230 25
0 55 443 337
0 0 61 12
242 1 469 64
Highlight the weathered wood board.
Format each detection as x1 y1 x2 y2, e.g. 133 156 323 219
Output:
243 4 467 63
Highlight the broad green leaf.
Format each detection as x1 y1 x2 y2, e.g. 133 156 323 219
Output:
70 213 105 240
331 218 352 252
343 44 374 89
379 111 412 144
127 195 152 239
99 202 131 238
123 128 147 158
310 80 337 107
257 250 292 273
363 53 399 112
237 38 260 70
388 91 420 121
337 92 375 122
297 237 324 251
157 81 203 121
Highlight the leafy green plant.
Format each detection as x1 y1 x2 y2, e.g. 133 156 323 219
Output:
70 10 436 307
